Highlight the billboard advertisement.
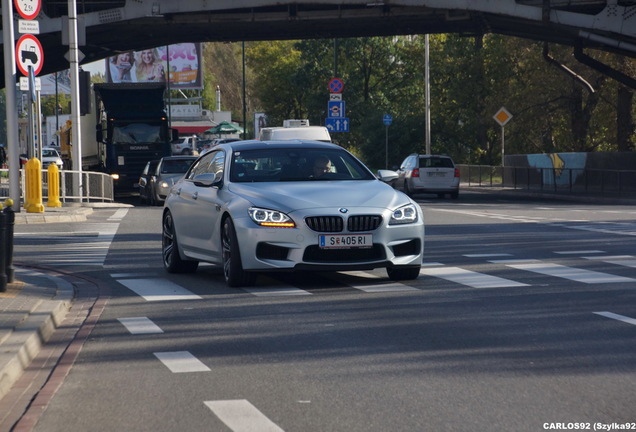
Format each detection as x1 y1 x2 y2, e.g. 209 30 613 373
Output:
105 43 203 89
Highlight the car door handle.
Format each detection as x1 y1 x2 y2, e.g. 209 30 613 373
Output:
176 188 181 195
192 191 198 200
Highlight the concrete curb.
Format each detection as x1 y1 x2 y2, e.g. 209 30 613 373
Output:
0 271 74 401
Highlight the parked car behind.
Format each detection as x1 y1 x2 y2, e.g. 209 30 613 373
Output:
393 154 460 199
41 147 64 169
139 156 197 205
162 139 425 287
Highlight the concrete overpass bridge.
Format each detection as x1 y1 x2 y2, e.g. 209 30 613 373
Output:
1 0 635 85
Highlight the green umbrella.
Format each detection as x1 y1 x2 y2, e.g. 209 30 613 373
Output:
205 121 244 134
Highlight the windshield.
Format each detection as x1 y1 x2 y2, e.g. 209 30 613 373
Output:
42 149 60 158
230 148 375 183
112 123 162 144
161 158 195 174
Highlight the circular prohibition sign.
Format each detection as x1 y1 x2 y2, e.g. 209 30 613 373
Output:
16 34 44 76
14 0 41 20
328 78 344 94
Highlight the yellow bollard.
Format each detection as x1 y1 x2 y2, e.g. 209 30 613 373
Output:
47 164 62 207
25 158 44 213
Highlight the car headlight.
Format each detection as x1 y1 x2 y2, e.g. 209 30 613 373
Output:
389 204 418 225
248 207 296 228
159 181 170 189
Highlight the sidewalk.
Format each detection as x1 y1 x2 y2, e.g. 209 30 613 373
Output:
0 202 131 408
0 266 73 402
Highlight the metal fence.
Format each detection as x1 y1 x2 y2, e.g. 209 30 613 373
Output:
0 169 114 202
458 165 636 197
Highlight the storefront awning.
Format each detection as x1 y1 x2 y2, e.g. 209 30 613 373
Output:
172 125 212 135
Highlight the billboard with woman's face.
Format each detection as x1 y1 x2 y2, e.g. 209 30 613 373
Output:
105 43 202 89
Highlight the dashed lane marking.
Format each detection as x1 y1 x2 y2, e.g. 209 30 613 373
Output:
154 351 211 373
204 399 285 432
118 317 164 334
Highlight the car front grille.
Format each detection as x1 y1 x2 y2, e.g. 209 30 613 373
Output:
305 216 343 232
305 215 382 233
348 215 382 231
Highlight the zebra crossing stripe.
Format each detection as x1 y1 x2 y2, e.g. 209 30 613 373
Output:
117 278 202 301
118 317 164 334
506 262 635 284
154 351 211 373
204 400 284 432
583 255 636 269
243 286 312 296
593 312 636 326
420 266 529 288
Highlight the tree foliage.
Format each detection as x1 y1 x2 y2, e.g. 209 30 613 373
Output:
235 35 636 166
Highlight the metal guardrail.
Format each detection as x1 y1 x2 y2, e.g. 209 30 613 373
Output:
0 169 114 202
458 165 636 197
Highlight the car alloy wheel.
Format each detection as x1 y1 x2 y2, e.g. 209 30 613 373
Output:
162 210 198 273
222 217 256 287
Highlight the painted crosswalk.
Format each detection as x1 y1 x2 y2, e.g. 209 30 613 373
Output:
15 222 118 266
112 252 635 299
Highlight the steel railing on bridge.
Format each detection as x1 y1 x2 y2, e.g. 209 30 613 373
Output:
0 169 114 203
458 165 636 197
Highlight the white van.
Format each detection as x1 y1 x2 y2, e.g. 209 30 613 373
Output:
259 119 332 142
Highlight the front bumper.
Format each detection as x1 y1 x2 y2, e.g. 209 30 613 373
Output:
232 209 425 272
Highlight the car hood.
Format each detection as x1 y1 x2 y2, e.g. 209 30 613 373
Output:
228 180 410 212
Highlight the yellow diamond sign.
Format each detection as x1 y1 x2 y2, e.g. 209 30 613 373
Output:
493 107 512 126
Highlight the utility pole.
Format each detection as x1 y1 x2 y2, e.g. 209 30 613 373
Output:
68 0 83 200
2 0 22 210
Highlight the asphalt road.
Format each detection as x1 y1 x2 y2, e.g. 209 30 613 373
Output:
11 191 636 432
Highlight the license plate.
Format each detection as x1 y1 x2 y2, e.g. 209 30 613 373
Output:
428 172 447 177
319 234 373 249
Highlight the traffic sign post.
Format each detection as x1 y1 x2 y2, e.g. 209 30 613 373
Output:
384 114 393 168
326 78 349 133
493 107 513 166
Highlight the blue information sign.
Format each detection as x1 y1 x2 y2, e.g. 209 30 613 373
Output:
328 101 346 118
325 117 350 132
383 114 393 126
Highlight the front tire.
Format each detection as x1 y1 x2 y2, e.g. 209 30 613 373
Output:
386 266 421 281
162 210 199 273
222 217 256 287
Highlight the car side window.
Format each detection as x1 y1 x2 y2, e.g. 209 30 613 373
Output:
187 152 216 179
207 150 225 176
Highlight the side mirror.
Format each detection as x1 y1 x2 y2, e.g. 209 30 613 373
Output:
192 171 223 187
377 169 398 183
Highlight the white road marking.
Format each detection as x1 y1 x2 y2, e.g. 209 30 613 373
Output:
244 287 312 296
593 312 636 326
110 272 159 278
154 351 211 373
464 253 512 258
204 400 284 432
420 266 529 288
117 278 202 301
583 255 636 269
344 271 419 292
108 208 129 221
118 317 164 334
554 250 605 255
506 262 635 284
